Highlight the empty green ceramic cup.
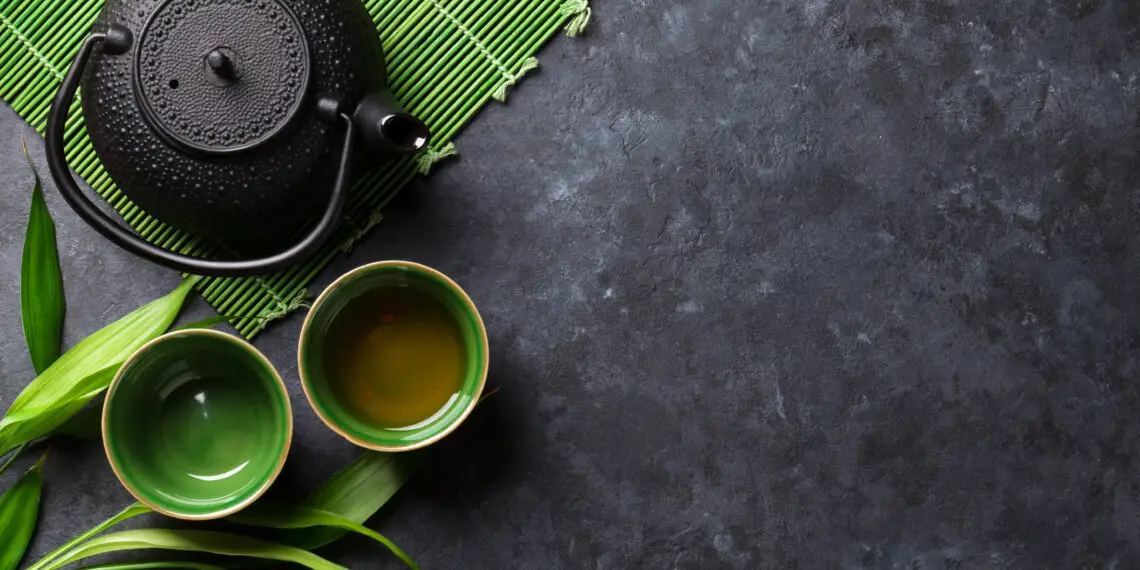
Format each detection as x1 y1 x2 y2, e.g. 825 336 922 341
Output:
102 329 292 520
298 260 489 452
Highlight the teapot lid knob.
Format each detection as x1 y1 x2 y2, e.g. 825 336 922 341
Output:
206 49 236 81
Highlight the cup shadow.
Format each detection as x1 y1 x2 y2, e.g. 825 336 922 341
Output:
270 349 524 512
405 380 519 504
349 178 463 262
296 356 524 559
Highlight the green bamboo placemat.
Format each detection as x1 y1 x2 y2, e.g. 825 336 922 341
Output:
0 0 590 338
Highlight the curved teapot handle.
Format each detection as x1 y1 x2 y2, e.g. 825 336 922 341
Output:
46 29 353 278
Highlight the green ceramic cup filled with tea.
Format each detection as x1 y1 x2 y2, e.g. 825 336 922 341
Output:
102 329 292 520
298 260 489 452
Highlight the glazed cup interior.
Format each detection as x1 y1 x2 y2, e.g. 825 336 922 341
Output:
298 261 488 451
102 329 292 520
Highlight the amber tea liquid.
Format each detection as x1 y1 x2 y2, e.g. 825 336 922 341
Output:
324 286 465 429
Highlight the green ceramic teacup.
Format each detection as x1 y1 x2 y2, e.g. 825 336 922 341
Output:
298 261 489 452
102 329 292 520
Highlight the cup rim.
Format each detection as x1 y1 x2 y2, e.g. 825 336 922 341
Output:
101 328 294 521
297 260 489 452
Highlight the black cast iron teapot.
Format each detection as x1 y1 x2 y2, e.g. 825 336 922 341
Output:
45 0 429 277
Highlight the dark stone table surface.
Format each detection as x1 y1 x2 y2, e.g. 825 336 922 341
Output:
2 0 1139 567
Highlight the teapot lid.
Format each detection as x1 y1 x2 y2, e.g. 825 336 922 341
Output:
133 0 310 154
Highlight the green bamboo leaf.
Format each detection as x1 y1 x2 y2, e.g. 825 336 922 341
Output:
9 277 198 411
0 278 200 455
306 450 422 510
283 450 424 551
171 314 232 332
231 504 418 568
37 530 346 570
0 365 119 453
20 140 65 374
0 452 46 570
27 503 152 570
75 564 223 570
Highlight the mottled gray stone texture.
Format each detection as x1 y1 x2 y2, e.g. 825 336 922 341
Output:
1 0 1139 567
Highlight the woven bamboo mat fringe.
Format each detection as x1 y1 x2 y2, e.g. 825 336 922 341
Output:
0 0 589 338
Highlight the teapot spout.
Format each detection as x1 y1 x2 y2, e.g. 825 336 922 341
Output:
353 90 430 156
